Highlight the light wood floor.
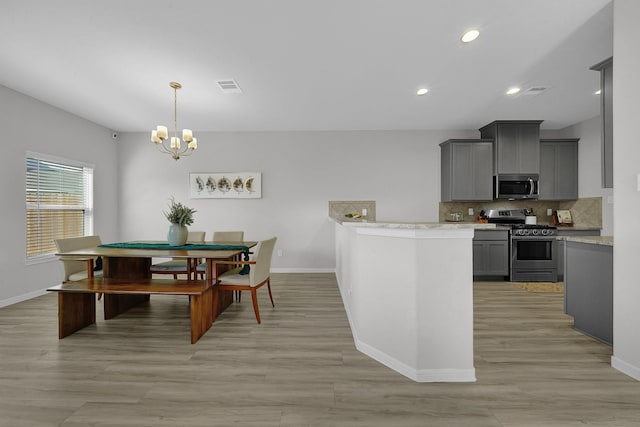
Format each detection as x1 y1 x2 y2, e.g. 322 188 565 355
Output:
1 273 639 426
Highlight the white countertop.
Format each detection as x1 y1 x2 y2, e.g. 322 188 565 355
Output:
333 219 497 240
557 235 613 246
332 218 498 230
555 225 603 231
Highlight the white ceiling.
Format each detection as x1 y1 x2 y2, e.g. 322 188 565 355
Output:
0 0 613 133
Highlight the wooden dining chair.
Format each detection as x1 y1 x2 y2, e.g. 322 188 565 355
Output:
196 231 244 281
212 231 244 242
212 236 277 324
54 235 104 299
213 231 245 299
54 235 103 282
150 231 206 279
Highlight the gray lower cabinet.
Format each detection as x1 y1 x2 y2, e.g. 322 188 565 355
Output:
564 240 612 345
539 139 579 200
440 139 493 201
473 229 509 277
556 229 600 281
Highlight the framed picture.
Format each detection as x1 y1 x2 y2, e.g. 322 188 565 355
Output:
189 172 262 199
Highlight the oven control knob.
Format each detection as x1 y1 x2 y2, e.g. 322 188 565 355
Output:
532 229 539 236
542 229 549 236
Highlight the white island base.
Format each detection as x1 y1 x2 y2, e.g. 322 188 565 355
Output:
335 221 477 382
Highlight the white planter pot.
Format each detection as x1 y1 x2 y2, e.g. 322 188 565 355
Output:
167 224 188 246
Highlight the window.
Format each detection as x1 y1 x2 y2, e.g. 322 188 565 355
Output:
25 152 94 262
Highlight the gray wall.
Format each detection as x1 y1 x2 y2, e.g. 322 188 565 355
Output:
555 116 614 235
612 0 640 380
0 79 613 306
115 129 477 271
120 120 609 266
0 85 120 306
0 79 615 307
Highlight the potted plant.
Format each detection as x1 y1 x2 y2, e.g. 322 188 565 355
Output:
163 197 196 246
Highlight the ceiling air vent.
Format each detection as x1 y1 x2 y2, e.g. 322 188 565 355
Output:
521 86 549 96
217 79 243 94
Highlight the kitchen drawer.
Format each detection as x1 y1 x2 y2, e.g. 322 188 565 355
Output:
474 229 509 241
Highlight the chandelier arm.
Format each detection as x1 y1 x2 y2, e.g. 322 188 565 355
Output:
155 140 194 159
155 141 174 155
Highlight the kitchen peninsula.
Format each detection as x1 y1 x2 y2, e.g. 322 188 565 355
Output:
333 218 495 382
562 235 613 345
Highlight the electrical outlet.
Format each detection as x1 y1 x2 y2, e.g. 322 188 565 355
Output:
468 208 474 216
362 208 367 216
547 208 553 216
277 249 283 257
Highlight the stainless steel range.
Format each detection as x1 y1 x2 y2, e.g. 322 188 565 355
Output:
485 209 558 282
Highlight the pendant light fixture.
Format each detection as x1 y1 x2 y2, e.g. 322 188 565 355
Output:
150 82 197 160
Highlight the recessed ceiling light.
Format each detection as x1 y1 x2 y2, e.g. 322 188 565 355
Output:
595 89 602 95
416 88 429 96
461 29 480 43
506 87 521 95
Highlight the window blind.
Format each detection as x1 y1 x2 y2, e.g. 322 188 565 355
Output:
25 154 94 261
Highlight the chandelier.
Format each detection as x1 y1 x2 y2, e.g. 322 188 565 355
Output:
150 82 197 160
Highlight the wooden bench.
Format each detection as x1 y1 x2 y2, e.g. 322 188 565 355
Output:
47 278 213 344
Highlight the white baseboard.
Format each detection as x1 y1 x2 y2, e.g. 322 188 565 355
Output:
0 288 49 308
612 356 640 381
415 368 477 383
271 268 335 274
355 339 476 383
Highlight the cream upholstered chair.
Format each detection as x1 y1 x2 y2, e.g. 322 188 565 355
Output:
212 236 277 324
150 231 206 279
213 231 244 300
196 231 244 280
212 231 244 242
54 235 103 282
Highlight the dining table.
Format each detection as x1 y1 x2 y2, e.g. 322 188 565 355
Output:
48 241 257 343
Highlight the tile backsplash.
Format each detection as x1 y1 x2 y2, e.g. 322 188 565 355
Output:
558 197 602 228
440 197 602 228
329 200 376 222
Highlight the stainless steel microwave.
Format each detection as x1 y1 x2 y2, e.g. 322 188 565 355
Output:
494 174 539 200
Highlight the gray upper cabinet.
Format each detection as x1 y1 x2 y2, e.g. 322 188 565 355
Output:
590 57 613 189
479 120 543 175
539 139 579 200
440 139 493 201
